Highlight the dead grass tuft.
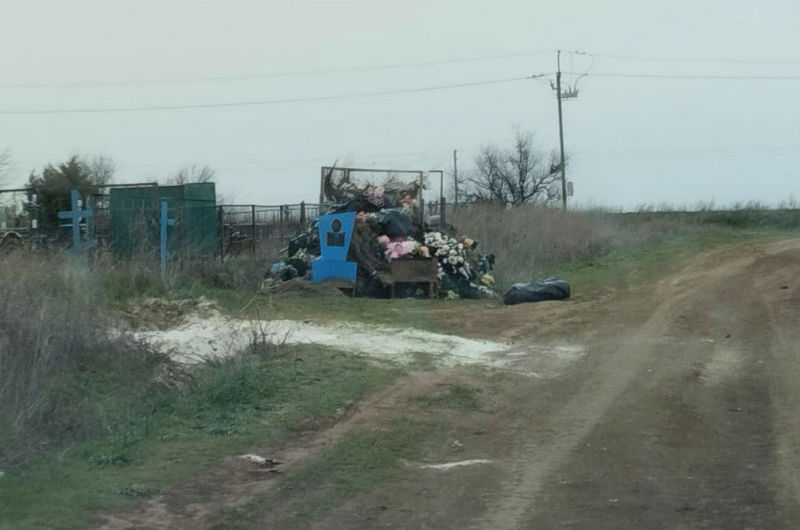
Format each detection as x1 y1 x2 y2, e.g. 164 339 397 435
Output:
450 203 800 288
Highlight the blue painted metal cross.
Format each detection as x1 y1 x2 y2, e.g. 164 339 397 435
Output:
160 200 176 278
57 188 93 254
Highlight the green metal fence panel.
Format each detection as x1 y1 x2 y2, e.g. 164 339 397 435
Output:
181 183 217 256
109 183 217 258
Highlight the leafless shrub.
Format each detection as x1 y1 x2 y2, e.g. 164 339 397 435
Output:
0 252 163 468
0 147 12 186
247 308 288 356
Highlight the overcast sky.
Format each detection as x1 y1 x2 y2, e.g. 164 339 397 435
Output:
1 0 798 209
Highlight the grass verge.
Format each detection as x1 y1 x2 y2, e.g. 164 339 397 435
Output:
413 383 483 411
278 419 430 520
0 347 399 530
544 230 767 296
212 419 432 529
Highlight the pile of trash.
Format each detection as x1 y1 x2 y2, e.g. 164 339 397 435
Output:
265 179 496 299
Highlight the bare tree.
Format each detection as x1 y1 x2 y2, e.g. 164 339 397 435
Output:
169 164 215 185
0 148 11 187
86 155 116 186
467 130 562 206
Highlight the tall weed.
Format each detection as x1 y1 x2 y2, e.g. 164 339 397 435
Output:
0 252 165 469
451 204 799 287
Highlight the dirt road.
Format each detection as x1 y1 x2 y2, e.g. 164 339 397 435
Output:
468 238 800 530
94 237 800 529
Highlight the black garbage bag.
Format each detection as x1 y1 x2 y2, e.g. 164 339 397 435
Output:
279 264 299 282
376 209 414 238
503 277 570 305
287 232 308 257
287 222 320 257
286 257 309 277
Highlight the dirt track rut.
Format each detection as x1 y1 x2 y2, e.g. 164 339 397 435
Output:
473 238 800 529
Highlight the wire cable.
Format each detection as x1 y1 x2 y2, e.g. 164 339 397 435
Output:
0 76 537 115
593 53 800 66
575 72 800 80
0 50 555 89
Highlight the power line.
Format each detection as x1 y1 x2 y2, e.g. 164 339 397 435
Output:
119 158 451 174
16 148 483 172
577 72 800 80
116 150 453 169
5 49 800 89
0 50 555 89
541 69 800 82
0 76 536 115
593 53 800 66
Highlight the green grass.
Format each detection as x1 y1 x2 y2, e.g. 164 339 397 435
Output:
621 207 800 230
210 419 430 528
542 231 770 297
413 383 483 411
408 351 438 370
118 281 450 333
211 419 430 528
278 420 429 520
0 347 400 530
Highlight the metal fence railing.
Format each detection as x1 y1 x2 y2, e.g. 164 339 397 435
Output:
1 184 323 260
217 202 320 258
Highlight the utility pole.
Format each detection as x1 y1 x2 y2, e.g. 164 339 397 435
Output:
551 50 578 210
453 149 458 208
556 62 567 209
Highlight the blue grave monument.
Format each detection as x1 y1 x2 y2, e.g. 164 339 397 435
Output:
311 212 357 283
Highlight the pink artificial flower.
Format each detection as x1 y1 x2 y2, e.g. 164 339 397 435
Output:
384 240 418 261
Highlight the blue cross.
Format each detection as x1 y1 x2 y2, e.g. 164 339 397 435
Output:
160 200 176 278
58 188 93 254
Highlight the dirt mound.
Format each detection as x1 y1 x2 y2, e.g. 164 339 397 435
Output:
268 278 346 298
121 296 218 330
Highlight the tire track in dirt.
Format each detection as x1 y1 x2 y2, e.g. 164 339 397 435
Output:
472 239 799 530
755 245 800 521
519 250 789 528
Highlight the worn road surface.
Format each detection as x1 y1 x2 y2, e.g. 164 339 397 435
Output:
468 238 800 530
94 237 800 529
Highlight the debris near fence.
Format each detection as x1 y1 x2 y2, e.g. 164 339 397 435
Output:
263 181 496 299
270 277 345 299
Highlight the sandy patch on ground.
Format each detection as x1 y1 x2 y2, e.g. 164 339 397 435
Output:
134 311 585 376
135 312 513 368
